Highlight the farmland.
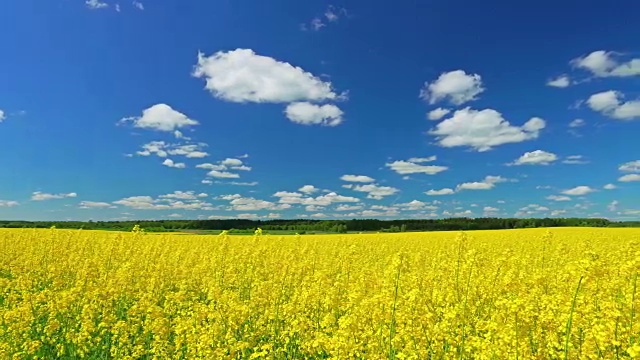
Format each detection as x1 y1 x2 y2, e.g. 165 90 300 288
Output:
1 227 639 359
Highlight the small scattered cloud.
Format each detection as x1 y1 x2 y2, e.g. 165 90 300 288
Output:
298 185 320 194
571 50 640 78
86 0 109 9
132 1 144 10
301 5 347 31
608 200 619 212
386 158 448 175
0 200 19 207
340 174 375 183
456 175 508 191
31 192 77 201
407 156 437 163
119 104 199 132
562 155 589 165
425 188 455 196
603 183 617 190
342 184 399 200
587 90 640 120
546 195 572 202
547 75 571 88
427 108 451 121
561 186 596 196
79 201 116 209
569 119 585 128
420 70 485 105
285 102 343 126
162 159 186 169
619 160 640 172
0 109 5 122
509 150 558 166
619 174 640 182
429 107 545 151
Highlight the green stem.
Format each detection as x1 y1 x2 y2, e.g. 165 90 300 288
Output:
564 276 583 360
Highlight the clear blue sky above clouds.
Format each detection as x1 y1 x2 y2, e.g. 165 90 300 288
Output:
1 0 640 221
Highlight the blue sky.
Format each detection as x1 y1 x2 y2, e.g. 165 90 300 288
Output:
1 0 640 221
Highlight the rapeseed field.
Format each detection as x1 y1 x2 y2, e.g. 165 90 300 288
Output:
1 227 639 359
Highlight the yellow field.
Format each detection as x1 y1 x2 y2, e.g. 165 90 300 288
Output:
1 228 639 359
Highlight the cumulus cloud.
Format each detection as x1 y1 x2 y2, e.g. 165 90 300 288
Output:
120 104 199 132
546 195 572 201
86 0 108 9
298 185 320 194
386 159 448 175
427 108 451 121
608 200 619 212
285 102 343 126
335 204 363 211
31 192 77 201
274 191 359 206
342 184 399 200
114 194 215 211
425 188 455 196
132 1 144 10
510 150 558 166
619 174 640 182
79 201 116 209
420 70 485 105
587 90 640 120
604 183 617 190
0 200 19 207
207 170 240 179
561 186 596 196
547 75 571 88
162 159 186 169
456 176 508 191
340 174 375 183
193 49 340 103
572 50 640 78
619 160 640 173
429 108 546 151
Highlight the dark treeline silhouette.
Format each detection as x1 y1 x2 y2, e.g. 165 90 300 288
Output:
0 217 637 233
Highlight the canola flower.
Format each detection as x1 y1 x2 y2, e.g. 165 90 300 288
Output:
0 227 639 359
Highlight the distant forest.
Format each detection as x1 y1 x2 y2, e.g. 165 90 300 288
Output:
0 217 638 234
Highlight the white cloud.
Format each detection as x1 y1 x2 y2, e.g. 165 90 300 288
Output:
162 159 186 169
0 110 5 122
228 181 258 186
0 200 19 207
227 197 290 211
604 183 617 190
546 195 572 201
386 160 448 175
569 119 585 128
193 49 340 103
427 108 451 121
86 0 108 9
608 200 619 212
572 50 640 78
619 160 640 173
420 70 485 105
407 156 437 163
301 5 346 31
547 75 571 88
396 200 438 211
562 155 589 165
561 186 595 196
159 191 201 200
114 195 214 211
285 102 343 126
298 185 320 194
456 175 508 192
619 174 640 182
429 108 546 151
196 163 226 171
79 201 115 209
587 90 640 120
132 1 144 10
510 150 558 166
221 158 243 167
274 191 360 206
207 170 240 178
31 192 77 201
120 104 199 132
335 204 363 211
550 210 566 216
425 188 455 196
342 184 399 200
135 142 209 159
340 174 375 183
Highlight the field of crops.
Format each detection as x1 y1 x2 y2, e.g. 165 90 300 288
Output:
1 227 639 359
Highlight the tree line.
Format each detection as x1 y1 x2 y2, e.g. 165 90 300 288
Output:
0 217 636 233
